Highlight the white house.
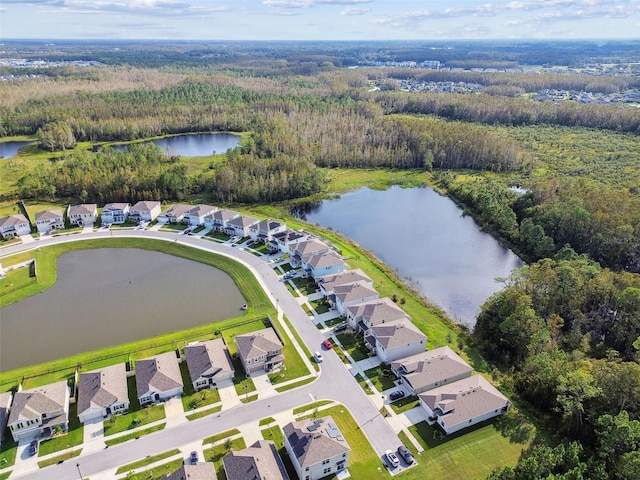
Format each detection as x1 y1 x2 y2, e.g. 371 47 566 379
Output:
302 250 345 279
235 328 284 374
333 282 379 316
284 416 350 480
7 381 70 442
129 201 161 223
101 203 130 224
157 204 193 224
225 215 260 238
204 209 240 232
77 363 129 424
290 238 329 266
34 209 64 234
184 339 235 391
223 440 290 480
366 318 427 363
391 346 474 395
0 214 31 239
318 269 373 298
346 297 409 332
0 392 13 447
249 219 287 243
68 204 97 226
184 204 217 226
272 229 306 253
419 375 511 435
135 352 184 405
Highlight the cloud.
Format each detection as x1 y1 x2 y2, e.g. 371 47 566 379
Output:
340 6 367 15
262 0 370 9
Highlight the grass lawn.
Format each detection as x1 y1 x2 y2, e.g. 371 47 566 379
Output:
203 428 241 445
274 377 315 393
103 382 165 436
0 265 36 297
310 298 331 314
301 303 312 315
291 277 318 296
115 448 181 474
259 417 276 426
354 373 374 395
0 437 18 469
0 472 11 480
180 363 221 410
240 394 258 404
260 426 298 479
203 438 247 480
118 458 183 480
389 396 420 414
325 317 346 327
186 405 222 421
292 400 333 415
105 424 166 447
335 333 370 362
364 365 397 392
37 449 82 468
38 404 83 456
281 315 319 373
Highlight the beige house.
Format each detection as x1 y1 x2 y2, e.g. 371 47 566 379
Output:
136 352 183 405
235 328 284 374
0 214 31 239
35 209 64 234
346 297 409 332
185 204 217 226
184 339 235 391
68 204 97 226
77 363 129 423
223 440 289 480
129 201 161 223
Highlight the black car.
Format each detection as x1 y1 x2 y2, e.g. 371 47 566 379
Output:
397 445 414 464
29 440 38 456
334 323 348 333
389 390 405 401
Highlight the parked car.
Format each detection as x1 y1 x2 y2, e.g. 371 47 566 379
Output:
190 450 199 464
29 440 38 456
322 338 333 349
314 351 323 362
334 323 348 333
397 445 414 464
389 390 405 401
385 449 400 468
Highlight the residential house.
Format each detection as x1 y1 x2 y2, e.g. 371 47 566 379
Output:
302 251 345 279
366 319 427 363
223 440 289 480
157 204 193 224
135 352 184 405
165 463 217 480
333 282 379 316
77 363 129 423
0 392 12 447
7 381 70 442
184 204 217 227
129 201 161 223
225 215 260 238
68 204 97 226
317 269 373 298
0 214 31 239
391 346 473 395
272 229 306 254
204 209 240 232
248 219 287 243
346 297 409 332
290 239 329 267
101 203 130 224
34 209 64 234
235 328 284 374
184 339 235 391
284 416 350 480
419 375 510 435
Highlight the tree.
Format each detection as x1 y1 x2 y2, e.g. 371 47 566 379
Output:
37 121 76 151
556 369 601 432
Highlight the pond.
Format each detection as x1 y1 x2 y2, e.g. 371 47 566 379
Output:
0 141 33 159
0 248 246 370
296 186 523 327
112 133 241 157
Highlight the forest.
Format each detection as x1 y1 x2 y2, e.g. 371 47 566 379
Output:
1 40 640 479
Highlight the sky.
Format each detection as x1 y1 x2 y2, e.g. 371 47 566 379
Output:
0 0 639 41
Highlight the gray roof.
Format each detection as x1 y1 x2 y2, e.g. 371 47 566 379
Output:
304 251 343 270
392 347 471 377
135 352 183 398
35 209 63 221
212 209 239 222
371 318 426 350
77 363 129 415
161 204 193 217
165 463 217 480
293 239 329 257
188 204 217 216
103 203 129 210
130 200 161 212
273 229 306 244
235 328 283 362
184 339 234 383
419 375 510 427
252 219 284 232
283 416 350 468
227 215 260 228
0 214 29 228
68 204 97 216
347 297 409 325
334 282 379 304
8 381 68 424
223 440 289 480
318 269 373 292
0 391 13 438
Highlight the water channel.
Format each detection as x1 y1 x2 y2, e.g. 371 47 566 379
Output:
0 248 246 371
112 132 241 157
296 186 523 327
0 141 33 159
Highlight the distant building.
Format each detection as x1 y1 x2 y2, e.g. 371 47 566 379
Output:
223 440 289 480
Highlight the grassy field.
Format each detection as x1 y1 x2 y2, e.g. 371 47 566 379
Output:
115 448 181 474
203 428 240 446
118 458 184 480
186 405 222 421
103 404 166 437
37 449 82 468
203 437 247 479
105 424 166 447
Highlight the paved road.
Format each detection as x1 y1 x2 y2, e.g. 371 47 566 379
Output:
3 230 402 479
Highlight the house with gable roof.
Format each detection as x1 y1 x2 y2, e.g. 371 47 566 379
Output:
284 416 350 480
204 209 240 232
302 250 345 279
165 463 217 480
157 204 193 224
317 269 373 298
235 327 284 374
0 214 31 239
184 204 217 226
101 203 130 224
225 215 260 238
77 363 129 423
34 209 64 234
346 297 408 332
333 282 379 316
7 381 70 441
366 318 427 363
184 339 234 391
68 204 97 226
290 238 329 267
223 440 289 480
272 228 306 254
135 352 184 405
249 218 287 243
129 201 161 223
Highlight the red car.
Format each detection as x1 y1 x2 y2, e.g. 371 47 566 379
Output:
322 339 333 349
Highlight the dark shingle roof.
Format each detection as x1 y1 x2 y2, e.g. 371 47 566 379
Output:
223 440 290 480
235 328 283 362
135 352 183 398
77 363 128 415
184 339 234 383
283 416 350 469
8 381 68 424
165 463 217 480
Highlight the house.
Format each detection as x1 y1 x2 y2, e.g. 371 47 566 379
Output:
204 209 240 232
77 363 129 423
135 352 184 405
235 328 284 374
333 282 379 316
68 204 97 226
290 239 330 267
346 297 409 332
129 201 161 223
391 346 473 395
223 440 289 480
101 203 130 224
184 204 217 227
225 215 260 238
184 339 235 391
419 375 510 435
7 381 70 442
0 392 12 447
302 251 345 279
34 209 64 234
272 229 306 253
0 214 31 239
283 416 350 480
317 269 373 298
249 219 287 243
366 318 427 363
157 204 193 224
165 463 217 480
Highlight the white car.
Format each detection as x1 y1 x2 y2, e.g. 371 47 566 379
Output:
314 351 323 362
385 449 400 468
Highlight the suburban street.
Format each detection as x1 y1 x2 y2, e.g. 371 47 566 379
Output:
1 229 403 479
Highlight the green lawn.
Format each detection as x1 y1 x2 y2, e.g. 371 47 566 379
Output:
203 428 241 446
310 298 331 314
0 265 36 298
389 395 420 414
115 448 181 474
186 405 222 421
180 362 221 410
260 426 297 479
281 315 319 372
364 365 397 392
105 424 166 447
292 400 334 415
292 277 318 296
335 333 370 361
38 404 83 456
203 438 247 480
354 373 373 395
118 458 183 480
103 398 165 437
325 317 346 327
0 471 11 480
274 377 315 393
0 437 18 469
259 417 276 426
37 449 82 468
240 393 258 404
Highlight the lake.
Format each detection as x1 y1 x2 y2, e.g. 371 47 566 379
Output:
0 141 33 159
112 133 240 157
0 248 246 371
297 186 523 326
